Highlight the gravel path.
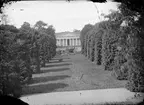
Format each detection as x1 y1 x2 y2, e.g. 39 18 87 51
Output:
21 88 144 105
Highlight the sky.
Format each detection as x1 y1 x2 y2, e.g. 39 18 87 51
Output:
3 1 119 32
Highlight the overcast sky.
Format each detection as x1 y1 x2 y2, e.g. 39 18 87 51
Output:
3 1 119 32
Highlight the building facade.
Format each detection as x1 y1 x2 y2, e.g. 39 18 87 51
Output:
55 31 81 52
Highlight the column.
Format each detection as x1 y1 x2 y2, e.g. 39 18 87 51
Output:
76 38 78 46
57 39 58 46
56 39 58 46
61 39 63 46
62 39 63 46
69 39 71 46
71 39 73 46
66 39 67 46
61 39 62 46
77 38 78 45
63 39 65 46
74 38 76 46
79 39 81 45
64 39 66 46
59 39 60 46
68 39 69 46
77 38 79 45
71 39 72 46
58 39 60 46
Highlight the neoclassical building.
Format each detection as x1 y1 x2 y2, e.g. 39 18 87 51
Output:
55 31 81 52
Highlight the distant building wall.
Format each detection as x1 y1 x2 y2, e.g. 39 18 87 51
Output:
55 32 81 52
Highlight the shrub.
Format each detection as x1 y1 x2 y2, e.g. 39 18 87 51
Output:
94 30 103 65
102 30 117 70
125 28 144 92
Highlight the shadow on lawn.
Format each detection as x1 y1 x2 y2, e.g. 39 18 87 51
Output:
49 59 66 63
33 67 70 74
40 67 70 73
22 83 68 96
52 57 70 60
45 63 71 68
32 75 71 84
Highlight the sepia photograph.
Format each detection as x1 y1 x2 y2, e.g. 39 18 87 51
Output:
0 0 144 105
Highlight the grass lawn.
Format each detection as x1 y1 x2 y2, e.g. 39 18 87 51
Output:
69 54 127 89
22 54 128 96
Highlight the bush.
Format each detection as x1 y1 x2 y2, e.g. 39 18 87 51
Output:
0 21 57 97
80 10 144 93
126 58 144 92
112 62 128 80
80 24 94 56
112 48 128 80
95 30 103 65
125 28 144 92
90 37 95 62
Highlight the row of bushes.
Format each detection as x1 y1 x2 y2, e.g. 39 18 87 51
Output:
80 9 144 92
0 21 56 97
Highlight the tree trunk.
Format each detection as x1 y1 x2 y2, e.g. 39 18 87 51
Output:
86 39 89 57
36 55 40 73
41 57 45 67
94 42 97 63
26 51 32 82
35 44 40 73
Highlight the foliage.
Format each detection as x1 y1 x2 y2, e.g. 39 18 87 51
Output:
1 0 144 94
0 21 56 97
80 5 144 92
31 21 56 72
93 23 104 65
80 1 144 92
125 26 144 92
80 22 103 65
117 3 144 92
80 24 94 56
0 25 27 97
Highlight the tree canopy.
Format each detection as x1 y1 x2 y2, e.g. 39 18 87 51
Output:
0 20 57 97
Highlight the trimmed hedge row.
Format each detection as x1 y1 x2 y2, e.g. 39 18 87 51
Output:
80 10 144 92
80 23 103 65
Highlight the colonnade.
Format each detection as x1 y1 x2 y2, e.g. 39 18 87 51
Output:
56 38 81 46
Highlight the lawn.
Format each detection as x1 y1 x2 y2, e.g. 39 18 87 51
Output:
69 54 127 89
22 54 128 96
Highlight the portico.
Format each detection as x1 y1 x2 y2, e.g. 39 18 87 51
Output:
55 31 81 52
56 38 81 47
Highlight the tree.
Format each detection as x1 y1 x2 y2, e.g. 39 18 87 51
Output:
114 0 144 92
73 29 80 32
34 20 47 29
80 24 94 56
0 1 20 13
100 0 144 92
19 22 33 80
0 20 57 97
0 24 32 98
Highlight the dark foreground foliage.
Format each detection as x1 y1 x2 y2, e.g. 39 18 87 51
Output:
0 95 29 105
0 21 56 97
0 0 144 99
80 0 144 92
